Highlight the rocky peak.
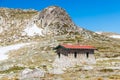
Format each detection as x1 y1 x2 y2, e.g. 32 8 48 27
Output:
38 6 72 22
34 6 78 35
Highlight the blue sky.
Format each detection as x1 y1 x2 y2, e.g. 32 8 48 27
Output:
0 0 120 33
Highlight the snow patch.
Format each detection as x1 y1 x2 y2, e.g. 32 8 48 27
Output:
23 24 43 36
95 31 103 34
110 35 120 39
0 43 31 61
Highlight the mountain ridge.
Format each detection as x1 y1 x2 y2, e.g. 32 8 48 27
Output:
0 6 120 50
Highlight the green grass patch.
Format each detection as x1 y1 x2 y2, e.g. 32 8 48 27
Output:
0 66 25 74
109 75 120 79
99 69 113 72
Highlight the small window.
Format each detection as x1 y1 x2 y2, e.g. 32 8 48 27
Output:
86 52 89 58
74 52 77 58
58 52 60 58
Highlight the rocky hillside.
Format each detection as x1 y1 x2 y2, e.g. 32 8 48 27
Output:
0 5 120 63
0 8 38 45
96 32 120 39
0 6 120 52
0 6 120 80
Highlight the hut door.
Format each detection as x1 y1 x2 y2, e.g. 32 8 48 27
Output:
58 52 60 58
86 52 89 58
74 52 77 58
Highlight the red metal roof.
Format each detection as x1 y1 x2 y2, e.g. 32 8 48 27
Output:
61 44 96 49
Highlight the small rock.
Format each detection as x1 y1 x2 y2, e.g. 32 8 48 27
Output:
82 65 93 70
49 68 64 74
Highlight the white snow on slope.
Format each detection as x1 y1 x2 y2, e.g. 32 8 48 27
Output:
95 31 103 34
23 24 43 36
110 35 120 39
0 43 30 61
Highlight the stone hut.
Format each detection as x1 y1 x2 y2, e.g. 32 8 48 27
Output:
54 44 96 66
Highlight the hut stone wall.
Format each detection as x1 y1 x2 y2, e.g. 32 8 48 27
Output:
54 47 96 68
56 47 95 59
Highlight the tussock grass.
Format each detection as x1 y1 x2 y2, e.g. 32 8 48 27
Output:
0 66 24 74
109 75 120 79
99 69 114 72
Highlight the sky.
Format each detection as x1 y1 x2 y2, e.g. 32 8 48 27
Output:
0 0 120 33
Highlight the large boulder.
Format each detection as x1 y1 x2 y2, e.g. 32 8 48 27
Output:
20 68 45 80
